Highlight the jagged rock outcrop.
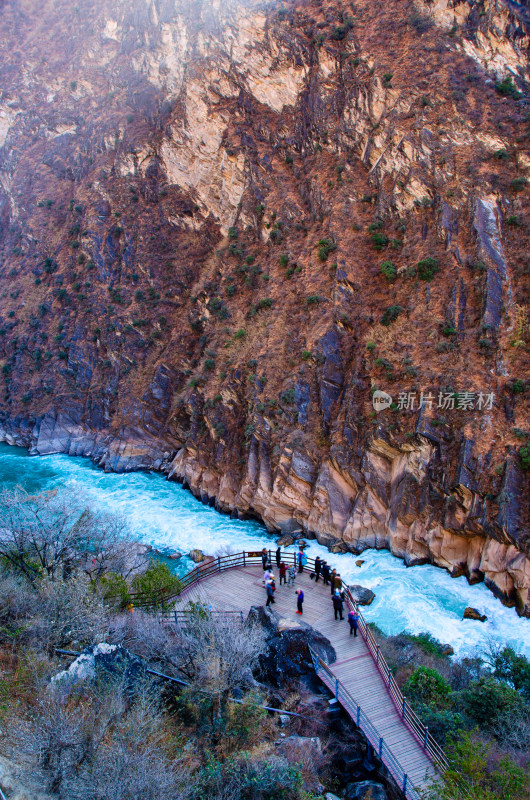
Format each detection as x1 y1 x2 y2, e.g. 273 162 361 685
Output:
0 0 528 613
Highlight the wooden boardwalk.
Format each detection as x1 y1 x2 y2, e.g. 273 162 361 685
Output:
175 563 436 794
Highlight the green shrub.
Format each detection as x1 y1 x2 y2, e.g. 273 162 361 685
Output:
228 226 238 239
204 358 215 370
366 341 376 351
330 17 354 40
512 379 525 394
404 666 451 707
505 215 521 226
511 177 528 192
519 444 530 471
306 294 323 306
257 297 272 310
100 572 131 610
279 253 289 267
495 75 521 99
494 148 509 160
382 72 393 87
380 260 396 281
317 238 337 261
417 256 439 281
456 677 523 728
234 328 246 340
301 350 312 360
132 559 182 610
492 646 530 702
381 305 404 326
371 232 389 250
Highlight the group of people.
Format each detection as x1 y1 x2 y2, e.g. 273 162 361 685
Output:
260 547 360 636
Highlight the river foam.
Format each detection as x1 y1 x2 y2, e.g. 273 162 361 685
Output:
0 443 528 659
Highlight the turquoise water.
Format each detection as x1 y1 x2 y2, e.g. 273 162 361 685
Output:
0 442 528 658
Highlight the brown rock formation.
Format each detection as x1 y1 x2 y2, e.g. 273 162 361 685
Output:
0 0 528 613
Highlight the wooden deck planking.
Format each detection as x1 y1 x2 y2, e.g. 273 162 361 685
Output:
175 565 436 791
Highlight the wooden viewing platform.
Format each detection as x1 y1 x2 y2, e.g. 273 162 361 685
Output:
149 551 446 800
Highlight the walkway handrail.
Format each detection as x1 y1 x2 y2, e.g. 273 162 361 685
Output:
341 585 448 773
120 548 447 772
309 646 424 800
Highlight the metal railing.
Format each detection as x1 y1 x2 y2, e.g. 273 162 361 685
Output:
122 549 447 773
309 646 424 800
160 608 245 625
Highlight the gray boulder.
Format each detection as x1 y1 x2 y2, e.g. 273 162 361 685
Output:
349 585 375 605
53 643 147 692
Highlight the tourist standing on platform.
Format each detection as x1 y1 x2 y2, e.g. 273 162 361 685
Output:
279 561 287 585
330 568 337 594
288 563 296 586
322 561 330 585
334 573 343 594
297 548 307 573
314 555 322 582
266 580 275 606
275 546 281 568
348 608 359 636
261 548 268 570
332 590 344 620
296 588 304 614
264 566 273 584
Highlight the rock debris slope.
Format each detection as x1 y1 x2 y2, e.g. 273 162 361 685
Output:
0 0 528 613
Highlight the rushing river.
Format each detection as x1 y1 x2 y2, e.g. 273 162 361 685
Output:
0 442 528 658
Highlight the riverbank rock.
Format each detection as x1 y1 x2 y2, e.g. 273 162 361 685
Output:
349 585 375 606
463 607 488 622
167 551 182 560
189 549 205 563
277 534 295 546
355 560 365 567
345 781 388 800
441 644 455 656
329 543 348 553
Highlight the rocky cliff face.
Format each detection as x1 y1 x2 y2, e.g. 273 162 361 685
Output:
0 0 529 614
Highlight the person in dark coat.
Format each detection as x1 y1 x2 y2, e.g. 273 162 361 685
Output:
322 561 330 585
261 548 269 571
330 568 337 595
265 580 275 606
279 561 287 585
296 588 304 614
314 556 322 582
348 609 359 636
275 546 281 568
332 591 344 620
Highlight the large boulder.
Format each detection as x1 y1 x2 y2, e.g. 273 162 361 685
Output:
53 644 147 692
463 606 487 622
349 585 375 605
251 608 336 685
188 548 205 563
345 780 388 800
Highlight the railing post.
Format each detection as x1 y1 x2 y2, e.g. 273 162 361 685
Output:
268 548 271 566
378 737 383 759
335 677 339 699
376 645 380 665
424 726 429 748
402 696 407 719
356 705 360 726
217 555 221 572
402 774 407 794
243 551 246 567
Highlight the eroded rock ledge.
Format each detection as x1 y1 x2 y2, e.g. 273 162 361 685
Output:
1 410 526 619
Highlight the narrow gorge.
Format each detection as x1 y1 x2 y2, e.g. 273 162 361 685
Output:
0 0 528 615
